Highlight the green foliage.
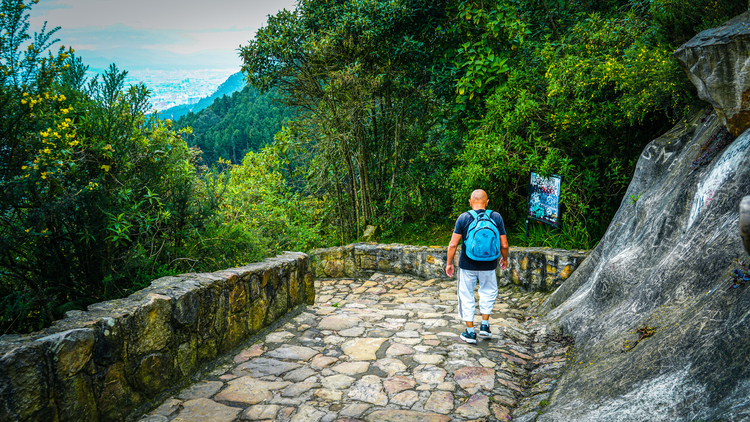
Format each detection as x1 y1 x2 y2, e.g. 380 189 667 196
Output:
511 221 594 251
537 398 550 414
176 87 294 166
379 221 455 247
1 0 732 335
229 0 742 251
651 0 747 45
447 0 716 247
544 10 694 146
0 0 260 333
0 52 209 332
217 147 333 254
448 1 517 110
240 0 454 241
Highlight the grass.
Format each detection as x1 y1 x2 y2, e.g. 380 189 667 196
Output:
508 220 597 250
379 221 454 247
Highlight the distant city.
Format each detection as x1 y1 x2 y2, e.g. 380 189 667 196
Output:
86 68 240 111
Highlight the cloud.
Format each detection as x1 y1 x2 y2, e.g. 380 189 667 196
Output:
75 47 241 71
60 24 187 49
29 0 296 31
28 0 296 69
28 1 72 14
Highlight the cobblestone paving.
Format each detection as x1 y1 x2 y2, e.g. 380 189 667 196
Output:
140 273 573 422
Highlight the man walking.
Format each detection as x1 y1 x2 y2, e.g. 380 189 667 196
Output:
446 189 509 343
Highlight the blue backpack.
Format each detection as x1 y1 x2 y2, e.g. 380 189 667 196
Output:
465 210 501 261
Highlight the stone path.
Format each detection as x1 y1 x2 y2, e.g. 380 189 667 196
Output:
139 273 573 422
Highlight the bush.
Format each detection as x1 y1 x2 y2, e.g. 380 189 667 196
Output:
0 0 223 333
217 146 334 256
448 2 709 249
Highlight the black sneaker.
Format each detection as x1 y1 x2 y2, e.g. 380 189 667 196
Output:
460 330 477 344
479 324 492 338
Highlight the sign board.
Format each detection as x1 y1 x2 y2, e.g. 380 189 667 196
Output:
527 172 562 228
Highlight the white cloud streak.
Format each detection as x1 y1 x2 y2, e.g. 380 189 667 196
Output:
28 0 296 69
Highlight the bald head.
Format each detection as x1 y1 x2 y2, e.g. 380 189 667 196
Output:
469 189 489 210
470 189 487 202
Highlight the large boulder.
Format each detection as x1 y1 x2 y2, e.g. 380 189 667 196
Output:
538 108 750 421
674 11 750 136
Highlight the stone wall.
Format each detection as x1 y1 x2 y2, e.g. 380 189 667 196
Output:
310 243 589 292
0 252 314 422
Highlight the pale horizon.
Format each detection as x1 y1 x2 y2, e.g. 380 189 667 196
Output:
29 0 297 71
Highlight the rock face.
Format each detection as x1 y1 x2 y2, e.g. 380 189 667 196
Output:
311 243 588 292
362 224 378 242
674 11 750 136
538 108 750 421
0 252 314 422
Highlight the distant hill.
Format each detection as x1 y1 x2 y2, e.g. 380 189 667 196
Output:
175 86 294 166
159 72 246 120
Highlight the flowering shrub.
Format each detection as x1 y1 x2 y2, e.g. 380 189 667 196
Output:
0 1 228 333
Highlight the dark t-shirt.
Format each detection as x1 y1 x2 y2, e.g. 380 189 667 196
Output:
454 209 507 271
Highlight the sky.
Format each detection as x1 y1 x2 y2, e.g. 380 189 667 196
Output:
29 0 297 70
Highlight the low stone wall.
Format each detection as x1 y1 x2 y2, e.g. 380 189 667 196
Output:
0 252 314 422
501 246 589 291
310 243 589 292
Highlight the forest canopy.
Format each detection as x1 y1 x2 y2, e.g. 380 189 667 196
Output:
239 0 745 245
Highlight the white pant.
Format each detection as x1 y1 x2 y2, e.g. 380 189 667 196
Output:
457 268 498 322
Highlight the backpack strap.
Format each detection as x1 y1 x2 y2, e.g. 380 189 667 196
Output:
484 209 499 228
468 210 478 219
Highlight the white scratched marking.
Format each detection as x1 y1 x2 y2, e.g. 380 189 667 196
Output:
687 133 750 228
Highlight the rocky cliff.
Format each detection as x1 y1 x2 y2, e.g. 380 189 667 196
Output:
536 13 750 421
675 11 750 137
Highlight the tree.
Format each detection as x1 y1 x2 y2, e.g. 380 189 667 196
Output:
241 0 454 240
175 87 294 166
0 0 219 333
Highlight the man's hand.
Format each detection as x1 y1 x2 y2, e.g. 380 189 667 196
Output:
499 257 508 270
446 232 461 278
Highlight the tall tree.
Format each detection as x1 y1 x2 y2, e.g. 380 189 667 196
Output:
241 0 453 239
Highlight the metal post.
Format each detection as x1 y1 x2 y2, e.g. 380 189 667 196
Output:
741 196 750 255
525 219 529 246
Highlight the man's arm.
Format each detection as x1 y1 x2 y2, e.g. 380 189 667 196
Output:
446 232 462 277
499 234 509 270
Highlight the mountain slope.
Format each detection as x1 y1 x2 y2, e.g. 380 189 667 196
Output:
159 71 246 120
175 86 294 166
